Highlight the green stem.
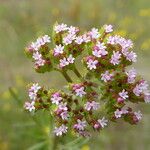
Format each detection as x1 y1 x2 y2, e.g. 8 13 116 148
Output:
73 66 82 79
61 71 73 83
52 136 59 150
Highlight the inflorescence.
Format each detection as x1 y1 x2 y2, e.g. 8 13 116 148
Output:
24 23 150 137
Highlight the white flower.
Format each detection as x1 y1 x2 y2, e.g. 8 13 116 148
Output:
67 54 75 64
85 101 100 111
30 42 39 51
96 42 106 50
87 59 98 70
67 26 78 34
54 44 64 56
90 28 100 39
104 24 113 33
98 117 108 128
24 101 35 112
75 87 86 97
114 109 122 118
119 89 129 100
54 23 67 33
134 111 142 120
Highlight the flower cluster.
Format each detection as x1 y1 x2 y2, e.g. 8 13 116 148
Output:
24 23 150 137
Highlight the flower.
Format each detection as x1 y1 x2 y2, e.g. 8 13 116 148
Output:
67 54 75 64
63 33 76 45
54 124 68 136
60 111 69 120
144 91 150 103
87 59 98 70
134 111 142 120
126 51 137 62
35 58 45 67
98 117 108 128
58 102 68 111
75 36 84 44
92 42 108 58
114 109 122 118
54 44 64 56
29 83 41 93
101 71 113 82
51 92 62 105
54 23 67 33
110 51 121 65
126 68 137 83
85 101 100 111
75 86 86 97
67 26 79 34
119 89 129 100
89 28 100 39
74 119 86 131
28 83 41 100
24 101 35 112
104 24 113 33
32 51 42 60
59 58 69 68
82 34 91 43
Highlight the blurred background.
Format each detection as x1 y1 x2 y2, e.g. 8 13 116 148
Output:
0 0 150 149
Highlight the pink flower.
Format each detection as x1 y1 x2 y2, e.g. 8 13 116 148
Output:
119 89 129 100
63 33 76 45
75 86 86 97
67 26 79 34
29 83 41 93
59 58 69 68
24 101 35 112
75 36 84 44
28 83 41 100
110 51 121 65
134 111 142 120
30 42 39 51
85 101 100 111
89 28 100 39
54 44 64 56
67 55 75 64
101 71 113 82
87 59 98 70
82 34 91 43
51 92 62 105
98 117 108 128
144 91 150 103
54 124 68 136
92 42 107 58
114 109 122 118
54 23 67 33
60 111 69 120
104 24 113 33
126 51 137 62
74 119 86 131
58 102 68 111
32 52 42 60
35 58 45 66
126 68 137 83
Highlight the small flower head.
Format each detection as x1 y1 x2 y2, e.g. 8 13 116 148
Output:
74 119 86 131
104 24 113 33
